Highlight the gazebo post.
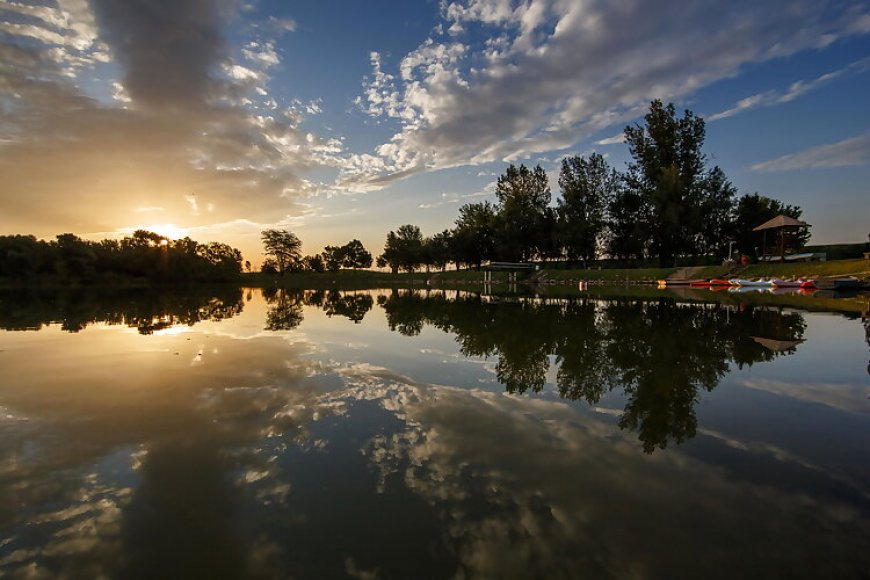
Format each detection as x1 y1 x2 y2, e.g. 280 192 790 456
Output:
779 227 788 262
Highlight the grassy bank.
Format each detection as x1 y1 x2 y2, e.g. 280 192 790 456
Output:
739 258 870 278
536 258 870 283
243 258 870 290
537 267 678 283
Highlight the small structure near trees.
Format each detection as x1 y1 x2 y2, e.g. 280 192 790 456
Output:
752 215 811 261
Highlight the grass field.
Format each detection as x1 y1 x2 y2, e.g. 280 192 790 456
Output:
536 267 678 282
243 258 870 290
739 258 870 278
537 259 870 283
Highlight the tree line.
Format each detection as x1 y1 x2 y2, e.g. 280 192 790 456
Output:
374 101 806 271
2 102 807 282
259 230 372 275
0 230 245 283
263 100 809 272
260 101 807 274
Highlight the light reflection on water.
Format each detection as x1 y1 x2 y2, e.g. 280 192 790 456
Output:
0 287 869 579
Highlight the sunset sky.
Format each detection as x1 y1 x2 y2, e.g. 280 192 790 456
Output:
1 0 869 263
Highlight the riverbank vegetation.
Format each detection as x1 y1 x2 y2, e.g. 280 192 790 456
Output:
266 101 818 276
0 230 244 285
3 101 864 287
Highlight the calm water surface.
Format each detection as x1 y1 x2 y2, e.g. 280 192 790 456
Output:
1 287 869 579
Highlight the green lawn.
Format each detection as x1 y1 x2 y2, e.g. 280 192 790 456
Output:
537 267 678 282
242 258 870 290
537 259 870 283
740 258 870 278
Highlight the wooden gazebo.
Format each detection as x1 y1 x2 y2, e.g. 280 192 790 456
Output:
753 215 810 261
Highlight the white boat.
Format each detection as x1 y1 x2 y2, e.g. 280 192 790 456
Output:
732 278 774 287
770 277 805 287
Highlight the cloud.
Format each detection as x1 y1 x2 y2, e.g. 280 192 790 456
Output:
708 56 870 121
90 0 227 111
594 133 625 146
751 133 870 171
418 188 492 209
0 0 344 239
347 0 870 190
743 378 870 414
350 378 870 578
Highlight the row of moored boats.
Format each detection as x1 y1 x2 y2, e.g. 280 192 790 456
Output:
687 277 817 288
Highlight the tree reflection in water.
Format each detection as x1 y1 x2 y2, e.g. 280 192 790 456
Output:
262 287 304 331
262 288 376 330
0 286 807 454
304 290 374 324
0 287 245 334
379 290 806 452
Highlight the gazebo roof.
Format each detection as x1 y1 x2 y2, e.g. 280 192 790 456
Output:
753 214 810 231
751 336 804 352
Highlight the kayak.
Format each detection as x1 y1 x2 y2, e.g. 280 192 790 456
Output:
770 278 805 287
732 278 774 287
689 278 733 287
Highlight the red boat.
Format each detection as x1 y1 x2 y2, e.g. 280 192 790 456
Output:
689 278 732 287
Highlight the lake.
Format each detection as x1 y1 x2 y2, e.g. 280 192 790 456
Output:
1 286 869 579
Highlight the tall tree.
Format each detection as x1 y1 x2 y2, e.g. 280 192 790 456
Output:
302 254 325 273
261 229 302 275
341 239 373 269
623 100 735 266
606 188 650 262
494 164 552 262
378 225 424 273
452 202 497 269
428 230 453 272
322 245 344 272
695 167 737 257
196 242 243 277
556 153 618 265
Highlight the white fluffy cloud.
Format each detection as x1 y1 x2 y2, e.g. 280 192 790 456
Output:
0 0 344 237
347 0 870 190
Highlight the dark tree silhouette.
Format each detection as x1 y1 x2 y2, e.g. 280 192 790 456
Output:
733 193 808 258
261 229 302 275
557 153 618 266
623 100 737 266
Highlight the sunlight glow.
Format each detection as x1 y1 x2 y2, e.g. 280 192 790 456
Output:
139 224 189 239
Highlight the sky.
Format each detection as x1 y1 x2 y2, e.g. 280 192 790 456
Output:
1 0 869 264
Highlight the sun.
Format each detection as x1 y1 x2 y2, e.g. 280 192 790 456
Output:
140 223 190 240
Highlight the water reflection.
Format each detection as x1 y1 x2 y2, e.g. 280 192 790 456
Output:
262 288 374 330
0 286 244 333
1 288 868 578
379 290 806 452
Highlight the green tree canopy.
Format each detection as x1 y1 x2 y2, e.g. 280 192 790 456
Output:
452 202 497 269
494 164 552 262
557 153 618 264
623 100 736 266
378 225 424 273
